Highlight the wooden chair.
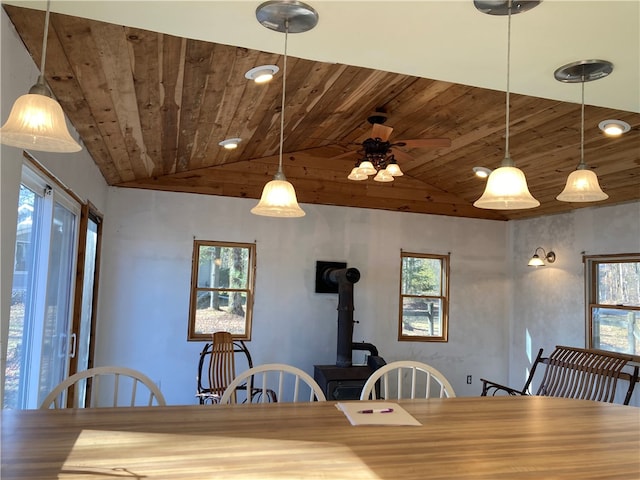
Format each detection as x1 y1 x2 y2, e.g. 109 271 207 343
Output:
196 331 243 404
481 345 639 405
220 363 326 404
359 360 456 400
40 366 166 409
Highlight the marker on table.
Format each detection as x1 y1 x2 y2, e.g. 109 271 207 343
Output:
357 408 394 414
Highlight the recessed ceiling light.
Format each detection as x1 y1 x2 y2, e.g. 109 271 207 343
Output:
473 166 492 178
245 65 279 84
598 119 631 136
218 138 242 150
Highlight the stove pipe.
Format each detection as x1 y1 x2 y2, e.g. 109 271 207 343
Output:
323 267 360 367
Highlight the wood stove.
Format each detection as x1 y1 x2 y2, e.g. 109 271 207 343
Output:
313 264 385 400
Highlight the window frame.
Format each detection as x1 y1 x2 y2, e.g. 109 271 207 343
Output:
398 251 450 342
584 253 640 354
187 240 256 341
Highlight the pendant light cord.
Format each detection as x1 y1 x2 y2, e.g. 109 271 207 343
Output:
504 0 512 160
579 79 585 167
40 0 51 76
277 19 289 175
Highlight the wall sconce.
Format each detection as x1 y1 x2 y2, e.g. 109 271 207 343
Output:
528 247 556 267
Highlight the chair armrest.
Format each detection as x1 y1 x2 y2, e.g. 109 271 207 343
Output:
480 378 527 397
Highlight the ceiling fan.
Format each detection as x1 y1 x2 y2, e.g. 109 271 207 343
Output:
338 112 451 182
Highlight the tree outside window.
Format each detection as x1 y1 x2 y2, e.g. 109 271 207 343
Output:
398 252 450 342
188 240 256 341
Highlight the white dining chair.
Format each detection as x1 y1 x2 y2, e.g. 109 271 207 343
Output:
220 363 326 404
360 360 456 400
40 365 166 409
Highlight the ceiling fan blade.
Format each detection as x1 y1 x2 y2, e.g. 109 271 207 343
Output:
371 123 393 142
394 138 451 148
390 149 415 164
328 150 359 161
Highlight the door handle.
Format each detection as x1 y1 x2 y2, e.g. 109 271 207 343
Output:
69 333 77 359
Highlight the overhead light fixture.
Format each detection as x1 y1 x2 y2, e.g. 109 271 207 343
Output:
528 247 556 267
554 60 610 203
347 147 403 183
218 138 242 150
598 119 630 137
251 1 318 218
473 166 492 178
0 0 81 153
473 0 540 210
245 65 279 84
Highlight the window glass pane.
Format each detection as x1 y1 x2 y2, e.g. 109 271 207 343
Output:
401 297 442 337
592 307 640 354
402 257 442 296
197 246 249 289
38 201 77 406
194 290 247 336
4 185 41 409
596 262 640 307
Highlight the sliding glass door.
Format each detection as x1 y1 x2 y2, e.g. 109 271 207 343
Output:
4 163 82 409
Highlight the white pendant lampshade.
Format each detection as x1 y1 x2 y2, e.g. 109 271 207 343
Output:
0 1 82 154
556 168 608 202
473 164 540 209
373 169 394 182
251 172 305 217
0 89 81 153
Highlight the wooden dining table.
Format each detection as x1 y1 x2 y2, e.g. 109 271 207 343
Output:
2 396 639 479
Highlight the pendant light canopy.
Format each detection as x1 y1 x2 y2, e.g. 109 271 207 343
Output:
251 1 318 218
554 60 610 203
0 1 81 153
473 0 540 210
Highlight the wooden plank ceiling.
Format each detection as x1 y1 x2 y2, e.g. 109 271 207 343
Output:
5 5 639 221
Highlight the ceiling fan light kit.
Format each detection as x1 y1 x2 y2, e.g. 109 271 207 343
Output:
0 0 81 153
251 0 319 218
554 59 610 203
473 0 540 210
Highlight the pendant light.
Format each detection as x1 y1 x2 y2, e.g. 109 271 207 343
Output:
554 60 610 203
0 0 81 153
473 0 540 210
251 1 318 218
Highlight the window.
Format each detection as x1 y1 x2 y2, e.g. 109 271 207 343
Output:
585 254 640 354
398 252 450 342
188 240 256 341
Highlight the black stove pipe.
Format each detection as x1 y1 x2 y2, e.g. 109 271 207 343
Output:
324 267 360 367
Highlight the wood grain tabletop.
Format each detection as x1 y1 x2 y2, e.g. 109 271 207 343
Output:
2 396 639 479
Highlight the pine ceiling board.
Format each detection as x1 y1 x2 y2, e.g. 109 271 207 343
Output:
203 46 279 168
215 49 282 166
173 38 218 173
185 42 241 170
91 21 154 179
158 34 185 176
126 27 164 178
54 12 138 183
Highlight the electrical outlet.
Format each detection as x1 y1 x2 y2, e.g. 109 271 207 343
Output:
466 375 472 384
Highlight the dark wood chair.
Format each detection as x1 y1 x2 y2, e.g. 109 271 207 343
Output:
481 345 639 405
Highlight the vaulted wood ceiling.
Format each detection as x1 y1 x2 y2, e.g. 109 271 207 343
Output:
4 4 639 221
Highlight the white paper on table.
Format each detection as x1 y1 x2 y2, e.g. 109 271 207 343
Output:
336 401 422 426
